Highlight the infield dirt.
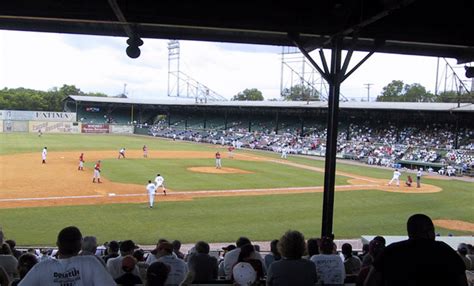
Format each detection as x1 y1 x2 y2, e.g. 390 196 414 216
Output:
0 150 441 210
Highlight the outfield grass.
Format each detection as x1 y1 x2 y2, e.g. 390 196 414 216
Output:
0 133 472 245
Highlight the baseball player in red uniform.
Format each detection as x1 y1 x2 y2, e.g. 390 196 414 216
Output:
228 146 235 159
92 160 102 183
78 153 84 171
215 152 222 169
143 145 148 158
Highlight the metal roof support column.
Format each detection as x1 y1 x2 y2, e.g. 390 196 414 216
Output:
321 37 343 237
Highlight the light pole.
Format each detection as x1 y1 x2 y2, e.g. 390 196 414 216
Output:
364 83 373 102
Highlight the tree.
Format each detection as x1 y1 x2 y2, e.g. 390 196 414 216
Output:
281 84 320 101
435 91 474 103
376 80 404 102
0 85 109 111
232 88 264 101
377 80 434 102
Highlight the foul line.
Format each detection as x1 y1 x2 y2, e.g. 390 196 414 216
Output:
0 184 379 203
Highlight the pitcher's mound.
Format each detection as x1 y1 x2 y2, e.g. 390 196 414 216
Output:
188 167 253 174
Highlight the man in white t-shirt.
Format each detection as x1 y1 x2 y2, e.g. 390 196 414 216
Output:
18 226 115 286
154 173 167 196
155 242 188 285
146 180 157 208
310 237 345 285
388 169 401 187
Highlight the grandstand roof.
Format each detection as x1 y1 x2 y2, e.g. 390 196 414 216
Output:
66 95 474 112
1 1 473 63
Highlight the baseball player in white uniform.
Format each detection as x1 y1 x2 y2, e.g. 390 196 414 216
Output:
41 147 47 164
416 168 423 188
388 169 402 186
146 180 157 208
281 146 288 159
154 173 167 195
118 148 126 159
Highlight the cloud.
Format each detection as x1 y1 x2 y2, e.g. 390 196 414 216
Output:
0 30 469 101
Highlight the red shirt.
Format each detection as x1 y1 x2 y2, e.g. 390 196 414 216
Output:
228 146 235 152
94 162 101 171
79 154 84 162
215 152 221 159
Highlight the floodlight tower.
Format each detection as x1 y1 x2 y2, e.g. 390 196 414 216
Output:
167 40 227 101
168 40 180 97
280 47 347 101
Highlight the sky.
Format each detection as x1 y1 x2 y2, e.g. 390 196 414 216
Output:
0 30 471 101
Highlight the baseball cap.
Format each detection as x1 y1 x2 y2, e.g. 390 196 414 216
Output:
232 262 257 285
222 244 236 251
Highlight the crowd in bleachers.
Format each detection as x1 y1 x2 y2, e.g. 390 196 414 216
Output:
0 214 472 285
149 120 474 176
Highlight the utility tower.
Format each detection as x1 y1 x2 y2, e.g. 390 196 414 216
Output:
167 40 227 102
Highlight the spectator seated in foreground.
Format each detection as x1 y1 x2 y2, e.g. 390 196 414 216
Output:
365 213 468 286
184 240 218 283
310 237 346 285
18 226 115 285
266 230 318 286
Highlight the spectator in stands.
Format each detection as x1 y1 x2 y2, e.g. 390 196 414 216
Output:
266 230 317 286
5 240 22 259
146 261 170 286
184 241 218 283
306 238 320 258
153 241 187 285
19 226 115 285
132 249 148 282
310 237 345 285
114 255 143 286
80 236 106 267
362 236 386 267
11 253 37 286
342 243 361 275
146 239 171 265
172 240 185 260
107 240 141 280
457 243 472 270
103 240 120 263
0 265 9 286
264 239 281 269
232 244 264 285
365 213 468 286
0 242 18 280
358 243 369 262
218 244 236 277
223 237 266 279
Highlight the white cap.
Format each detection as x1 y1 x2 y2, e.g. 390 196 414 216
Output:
233 262 257 285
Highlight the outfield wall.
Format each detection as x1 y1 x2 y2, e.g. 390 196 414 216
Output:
29 121 81 133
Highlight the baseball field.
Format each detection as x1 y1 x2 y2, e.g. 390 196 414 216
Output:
0 133 473 245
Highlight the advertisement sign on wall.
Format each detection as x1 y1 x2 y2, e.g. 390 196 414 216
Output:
81 124 110 133
29 121 81 133
0 110 76 122
3 121 29 132
110 125 134 134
